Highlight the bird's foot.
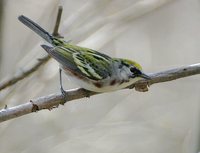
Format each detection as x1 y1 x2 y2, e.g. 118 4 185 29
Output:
60 87 67 105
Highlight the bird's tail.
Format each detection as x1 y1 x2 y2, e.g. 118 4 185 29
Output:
18 15 53 44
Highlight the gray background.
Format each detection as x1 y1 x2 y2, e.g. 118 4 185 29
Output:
0 0 200 153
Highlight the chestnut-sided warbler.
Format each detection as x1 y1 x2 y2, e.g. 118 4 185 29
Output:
18 15 150 94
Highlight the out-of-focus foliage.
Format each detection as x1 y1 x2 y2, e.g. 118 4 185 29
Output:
0 0 200 153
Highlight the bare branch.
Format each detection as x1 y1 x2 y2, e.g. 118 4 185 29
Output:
0 6 63 91
0 63 199 123
0 55 50 91
52 6 63 38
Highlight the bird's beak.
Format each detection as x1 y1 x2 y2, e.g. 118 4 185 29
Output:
140 73 151 80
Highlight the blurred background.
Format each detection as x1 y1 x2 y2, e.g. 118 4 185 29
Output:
0 0 200 153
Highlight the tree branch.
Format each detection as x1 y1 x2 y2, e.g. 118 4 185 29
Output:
0 6 63 91
52 6 63 38
0 55 50 91
0 63 199 123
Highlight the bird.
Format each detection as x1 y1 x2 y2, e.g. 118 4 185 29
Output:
18 15 150 95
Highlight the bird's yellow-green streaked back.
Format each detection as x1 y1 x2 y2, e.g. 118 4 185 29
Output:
42 44 113 81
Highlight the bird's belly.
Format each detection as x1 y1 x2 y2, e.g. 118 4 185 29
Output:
63 69 141 92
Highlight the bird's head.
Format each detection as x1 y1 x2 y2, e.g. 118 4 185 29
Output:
117 58 150 80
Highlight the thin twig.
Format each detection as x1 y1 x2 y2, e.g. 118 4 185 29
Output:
0 63 199 123
52 6 63 38
0 6 63 91
0 55 50 91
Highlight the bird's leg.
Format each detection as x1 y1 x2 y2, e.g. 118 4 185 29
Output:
59 68 67 104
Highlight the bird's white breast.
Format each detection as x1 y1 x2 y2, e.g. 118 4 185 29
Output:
63 68 141 92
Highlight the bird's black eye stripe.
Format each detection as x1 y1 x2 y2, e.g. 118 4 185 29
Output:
130 67 141 74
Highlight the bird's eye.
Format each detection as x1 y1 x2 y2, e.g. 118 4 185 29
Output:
130 67 141 75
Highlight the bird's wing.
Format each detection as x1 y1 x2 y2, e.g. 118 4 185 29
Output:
41 44 113 80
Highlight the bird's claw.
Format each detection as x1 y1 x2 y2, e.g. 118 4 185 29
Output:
60 87 67 105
